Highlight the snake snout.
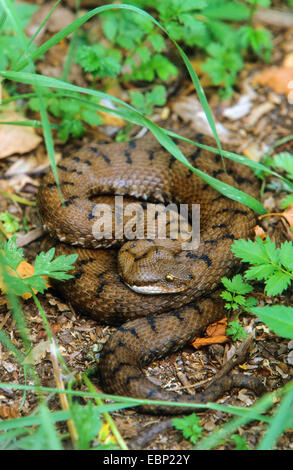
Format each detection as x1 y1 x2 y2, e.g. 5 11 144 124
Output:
118 239 194 294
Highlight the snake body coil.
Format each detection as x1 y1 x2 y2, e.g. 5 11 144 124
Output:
37 129 260 413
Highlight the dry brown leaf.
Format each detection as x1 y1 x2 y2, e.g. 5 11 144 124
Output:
242 142 263 162
281 205 293 228
23 340 51 365
254 225 267 240
191 318 229 349
98 110 125 128
253 66 293 96
0 404 21 419
0 112 42 158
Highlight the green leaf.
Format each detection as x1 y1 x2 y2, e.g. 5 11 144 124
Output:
149 32 165 52
0 211 20 233
244 264 276 281
221 274 253 294
137 46 151 63
202 2 249 21
70 402 102 450
227 321 247 341
250 306 293 339
230 434 251 450
279 241 293 271
221 290 233 301
172 413 203 444
232 238 270 265
102 16 118 42
33 249 78 281
274 152 293 180
1 236 24 270
244 296 258 308
146 85 166 106
263 237 279 263
80 109 103 126
264 272 292 296
280 194 293 209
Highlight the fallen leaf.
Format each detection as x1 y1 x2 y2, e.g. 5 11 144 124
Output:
253 66 293 96
0 112 42 158
0 404 21 419
242 142 263 162
254 225 267 240
98 110 125 128
23 340 51 365
191 318 229 349
281 205 293 227
172 96 231 141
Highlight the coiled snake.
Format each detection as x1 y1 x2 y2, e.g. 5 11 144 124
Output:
37 128 263 413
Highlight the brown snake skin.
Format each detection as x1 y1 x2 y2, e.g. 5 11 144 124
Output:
37 128 263 413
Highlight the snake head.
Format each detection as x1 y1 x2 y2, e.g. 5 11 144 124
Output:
118 240 194 294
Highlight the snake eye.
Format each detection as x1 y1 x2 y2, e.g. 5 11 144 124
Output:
165 273 174 282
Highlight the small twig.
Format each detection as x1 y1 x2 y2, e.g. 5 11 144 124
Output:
253 8 293 28
208 333 254 385
16 227 45 247
128 419 174 450
50 341 78 448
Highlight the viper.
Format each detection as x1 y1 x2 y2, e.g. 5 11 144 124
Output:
37 127 264 413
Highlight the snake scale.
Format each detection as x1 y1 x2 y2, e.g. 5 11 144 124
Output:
37 127 263 413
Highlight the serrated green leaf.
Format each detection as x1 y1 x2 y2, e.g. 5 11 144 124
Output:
234 295 247 306
244 297 258 308
227 321 246 341
279 241 293 271
244 264 277 281
149 33 165 52
80 109 103 126
221 290 233 301
221 274 253 294
250 306 293 340
172 413 203 444
1 274 29 296
33 250 77 281
221 276 233 290
264 238 279 264
232 238 269 265
2 236 24 270
264 272 292 296
70 402 102 450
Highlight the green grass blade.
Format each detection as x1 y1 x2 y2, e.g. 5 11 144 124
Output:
257 388 293 450
39 404 63 450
